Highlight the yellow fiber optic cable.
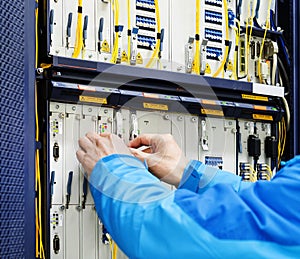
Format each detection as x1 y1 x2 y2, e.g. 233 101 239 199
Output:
258 0 272 83
72 0 83 58
145 0 161 68
194 0 200 75
213 0 229 77
232 19 240 80
233 28 239 80
35 1 45 257
246 0 257 81
127 0 131 63
113 242 118 259
111 0 120 63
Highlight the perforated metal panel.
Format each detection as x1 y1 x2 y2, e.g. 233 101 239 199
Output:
0 0 35 258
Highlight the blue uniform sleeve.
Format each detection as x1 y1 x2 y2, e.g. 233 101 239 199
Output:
178 160 244 193
89 154 300 259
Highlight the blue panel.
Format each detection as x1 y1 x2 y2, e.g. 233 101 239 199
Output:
0 0 35 258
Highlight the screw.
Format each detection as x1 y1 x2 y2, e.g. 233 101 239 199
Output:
88 108 92 112
36 68 43 74
178 116 183 121
60 205 65 211
72 106 76 111
104 109 108 114
164 114 170 120
55 105 60 110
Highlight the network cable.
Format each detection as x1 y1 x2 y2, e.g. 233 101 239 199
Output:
72 0 83 58
194 0 200 75
111 0 120 64
35 1 45 257
127 0 131 64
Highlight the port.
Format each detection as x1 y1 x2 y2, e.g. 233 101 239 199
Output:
53 142 59 162
250 41 255 59
137 35 156 50
136 0 155 12
53 235 60 254
239 162 257 182
206 46 222 60
205 28 222 43
136 15 156 31
205 156 223 169
205 0 222 7
204 10 222 25
240 40 245 73
256 41 261 58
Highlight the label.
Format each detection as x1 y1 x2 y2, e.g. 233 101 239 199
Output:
253 114 273 121
77 85 96 91
254 105 267 111
201 109 224 116
143 102 169 111
242 94 268 102
79 96 107 104
201 99 217 105
143 93 159 99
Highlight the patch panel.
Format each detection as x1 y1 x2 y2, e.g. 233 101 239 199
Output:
206 46 222 60
205 0 222 8
136 0 155 12
136 15 156 31
205 10 222 25
205 28 223 43
205 156 223 169
137 35 156 50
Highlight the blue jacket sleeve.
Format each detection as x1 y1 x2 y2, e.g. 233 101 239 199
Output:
89 154 300 259
178 160 244 193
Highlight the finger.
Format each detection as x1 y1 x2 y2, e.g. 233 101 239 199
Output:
130 148 151 160
76 149 94 175
100 132 112 138
76 149 86 164
86 132 100 143
78 136 95 152
129 134 156 148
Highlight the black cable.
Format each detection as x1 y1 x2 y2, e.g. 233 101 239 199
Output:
278 57 290 95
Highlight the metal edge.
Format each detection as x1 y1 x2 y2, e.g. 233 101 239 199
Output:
52 56 253 94
24 0 36 257
252 83 285 97
293 0 299 155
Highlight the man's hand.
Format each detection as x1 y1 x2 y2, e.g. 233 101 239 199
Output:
76 132 132 175
129 134 188 187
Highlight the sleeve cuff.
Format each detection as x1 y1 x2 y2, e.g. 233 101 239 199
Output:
178 160 203 191
178 160 221 193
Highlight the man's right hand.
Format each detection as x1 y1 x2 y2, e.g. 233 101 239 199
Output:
129 134 188 187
